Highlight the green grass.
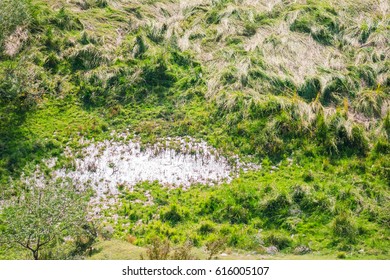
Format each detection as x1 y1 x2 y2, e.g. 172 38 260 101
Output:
87 240 147 260
0 0 389 260
97 155 389 258
87 240 389 260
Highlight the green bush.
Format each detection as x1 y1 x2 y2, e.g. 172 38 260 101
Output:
221 204 249 224
374 138 390 154
198 222 215 235
142 236 171 260
261 193 291 223
161 205 183 226
146 24 166 43
264 232 292 250
332 214 358 243
141 57 175 88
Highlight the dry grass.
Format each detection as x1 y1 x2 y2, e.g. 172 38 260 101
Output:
87 239 388 260
4 26 29 57
33 0 388 100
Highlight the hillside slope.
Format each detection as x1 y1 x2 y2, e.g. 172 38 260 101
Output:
0 0 389 259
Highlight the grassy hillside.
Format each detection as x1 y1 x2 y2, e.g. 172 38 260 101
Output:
0 0 389 259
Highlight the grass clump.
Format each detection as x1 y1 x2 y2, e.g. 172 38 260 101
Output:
50 8 83 31
290 2 340 45
0 0 31 55
0 0 389 261
332 214 358 243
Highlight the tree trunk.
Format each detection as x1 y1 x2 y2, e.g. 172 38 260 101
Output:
33 250 39 260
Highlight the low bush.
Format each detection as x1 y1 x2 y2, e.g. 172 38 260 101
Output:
332 214 358 243
263 232 292 250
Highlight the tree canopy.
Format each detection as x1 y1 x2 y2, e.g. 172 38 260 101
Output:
0 178 90 260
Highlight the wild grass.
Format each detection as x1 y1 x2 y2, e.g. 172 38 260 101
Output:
100 154 390 258
0 0 389 259
354 89 386 118
0 0 32 55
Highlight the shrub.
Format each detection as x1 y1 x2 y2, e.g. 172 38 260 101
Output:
292 185 307 204
200 195 223 215
374 138 390 154
264 232 292 250
171 240 196 260
322 77 352 105
132 35 148 58
303 170 315 182
161 205 183 225
141 238 196 260
76 0 108 10
337 251 347 259
142 237 171 260
349 125 369 155
43 52 61 72
206 9 221 24
220 66 238 85
205 237 227 260
221 204 249 224
141 56 175 88
99 225 114 240
262 193 291 222
294 245 311 255
0 60 44 109
332 214 358 243
79 31 102 45
198 222 215 235
383 114 390 138
126 234 137 244
146 24 166 43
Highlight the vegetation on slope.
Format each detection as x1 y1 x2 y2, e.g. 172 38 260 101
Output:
0 0 389 259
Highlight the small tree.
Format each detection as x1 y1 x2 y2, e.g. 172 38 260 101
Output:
140 237 196 260
0 178 90 260
172 240 196 260
141 237 171 260
205 237 227 260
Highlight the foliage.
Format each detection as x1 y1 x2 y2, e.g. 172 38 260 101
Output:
205 237 227 260
141 237 171 260
0 0 389 260
0 0 31 54
332 214 358 243
141 237 195 260
0 178 90 260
